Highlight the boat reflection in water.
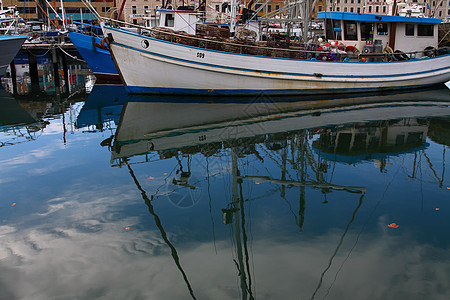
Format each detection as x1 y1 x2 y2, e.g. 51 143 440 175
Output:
91 86 450 299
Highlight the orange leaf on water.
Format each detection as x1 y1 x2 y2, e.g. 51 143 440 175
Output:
125 227 131 230
388 223 399 228
435 208 440 211
147 176 155 179
11 203 16 207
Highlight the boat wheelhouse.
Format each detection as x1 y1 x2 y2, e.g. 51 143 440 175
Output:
317 11 442 57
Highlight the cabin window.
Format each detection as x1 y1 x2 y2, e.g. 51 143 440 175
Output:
360 22 374 41
417 24 434 36
344 20 357 40
326 19 342 40
165 14 175 27
377 23 388 35
405 24 415 36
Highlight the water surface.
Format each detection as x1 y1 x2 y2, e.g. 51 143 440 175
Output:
1 82 450 300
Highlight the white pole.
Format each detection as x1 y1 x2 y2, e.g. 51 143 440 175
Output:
60 0 67 30
230 0 236 34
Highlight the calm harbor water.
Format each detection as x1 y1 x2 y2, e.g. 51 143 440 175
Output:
1 70 450 299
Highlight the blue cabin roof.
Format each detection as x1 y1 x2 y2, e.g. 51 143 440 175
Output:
316 11 442 24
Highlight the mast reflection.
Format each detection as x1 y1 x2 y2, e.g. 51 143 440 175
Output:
94 86 450 299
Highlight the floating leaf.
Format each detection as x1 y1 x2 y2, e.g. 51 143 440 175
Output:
388 223 399 228
435 208 440 211
11 203 16 207
255 182 260 185
125 227 131 230
163 173 167 175
147 176 155 179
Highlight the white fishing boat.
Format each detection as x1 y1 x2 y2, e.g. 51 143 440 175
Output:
102 11 450 96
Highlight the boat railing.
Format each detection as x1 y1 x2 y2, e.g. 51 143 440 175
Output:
71 21 104 38
103 18 447 62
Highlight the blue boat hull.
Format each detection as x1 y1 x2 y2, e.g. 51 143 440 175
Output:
69 31 120 83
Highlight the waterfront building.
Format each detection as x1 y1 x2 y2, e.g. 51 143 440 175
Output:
329 0 449 21
2 0 114 23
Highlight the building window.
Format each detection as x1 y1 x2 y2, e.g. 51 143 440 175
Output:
357 7 361 12
383 6 386 13
375 6 379 12
405 23 415 36
368 6 372 12
418 24 434 36
144 5 148 13
350 7 354 12
268 5 271 12
18 7 36 13
132 6 137 14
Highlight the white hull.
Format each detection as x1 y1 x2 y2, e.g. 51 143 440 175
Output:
104 26 450 95
0 36 27 77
